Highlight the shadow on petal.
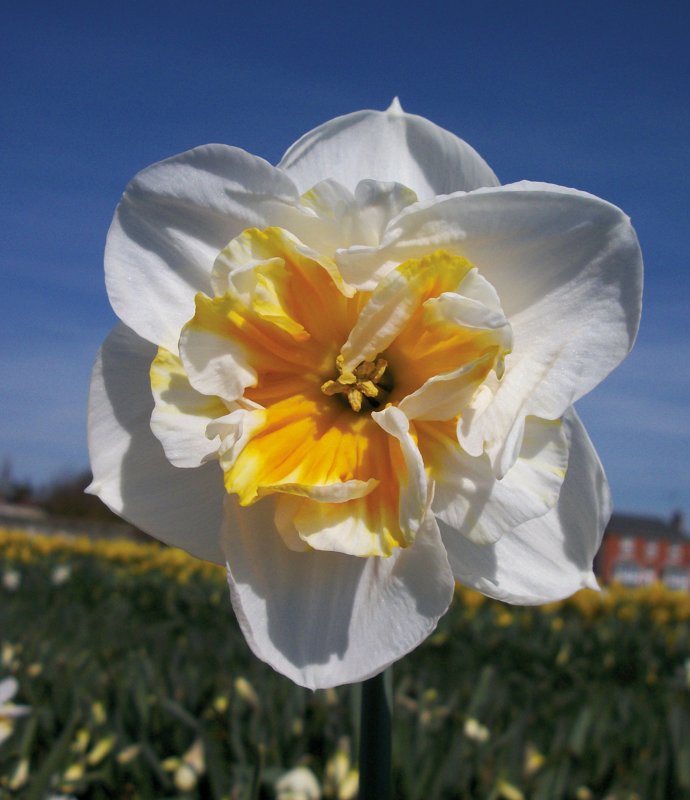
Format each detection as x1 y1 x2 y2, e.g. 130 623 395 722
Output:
223 498 361 670
558 410 611 576
90 324 225 563
223 500 454 688
439 518 499 589
441 410 608 604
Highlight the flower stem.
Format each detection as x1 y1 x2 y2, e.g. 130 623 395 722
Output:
358 668 392 800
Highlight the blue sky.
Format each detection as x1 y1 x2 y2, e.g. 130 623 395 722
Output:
1 0 688 519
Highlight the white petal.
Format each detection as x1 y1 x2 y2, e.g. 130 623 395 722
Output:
278 100 499 201
430 286 510 333
274 493 391 557
222 497 454 689
353 180 419 244
339 266 424 369
206 408 263 474
363 182 642 470
264 478 378 503
398 350 497 421
179 323 256 403
211 223 348 300
441 410 610 603
456 266 504 313
105 145 302 351
398 290 512 421
150 348 228 467
373 406 429 540
87 324 225 564
213 253 286 300
0 678 18 706
292 180 361 259
0 704 31 719
429 417 568 544
291 179 419 260
339 252 470 371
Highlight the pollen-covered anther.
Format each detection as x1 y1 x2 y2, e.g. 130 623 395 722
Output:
321 355 390 413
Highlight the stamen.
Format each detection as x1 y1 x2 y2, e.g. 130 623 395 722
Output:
358 381 379 398
321 355 391 412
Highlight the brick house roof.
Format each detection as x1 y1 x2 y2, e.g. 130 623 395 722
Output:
605 511 687 543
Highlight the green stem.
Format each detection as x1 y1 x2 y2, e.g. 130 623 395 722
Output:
358 668 392 800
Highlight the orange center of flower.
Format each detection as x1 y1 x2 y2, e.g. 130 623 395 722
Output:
155 227 513 557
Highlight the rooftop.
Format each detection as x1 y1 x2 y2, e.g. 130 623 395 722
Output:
606 511 687 542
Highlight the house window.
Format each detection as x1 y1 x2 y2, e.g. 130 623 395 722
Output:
613 561 646 587
644 541 659 560
662 566 690 592
619 538 635 557
668 544 682 565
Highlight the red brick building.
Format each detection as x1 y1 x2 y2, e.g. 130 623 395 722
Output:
595 511 689 590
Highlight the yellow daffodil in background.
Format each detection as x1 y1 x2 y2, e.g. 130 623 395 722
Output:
88 100 642 688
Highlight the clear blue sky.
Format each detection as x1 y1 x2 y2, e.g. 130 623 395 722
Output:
1 0 688 520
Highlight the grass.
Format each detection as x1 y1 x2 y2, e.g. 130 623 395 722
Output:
1 529 690 799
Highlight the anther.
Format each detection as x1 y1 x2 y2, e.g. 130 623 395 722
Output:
321 355 391 412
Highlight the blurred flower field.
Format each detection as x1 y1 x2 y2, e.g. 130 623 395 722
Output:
2 529 690 800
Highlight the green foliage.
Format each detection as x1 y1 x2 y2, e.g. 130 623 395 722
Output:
1 531 689 799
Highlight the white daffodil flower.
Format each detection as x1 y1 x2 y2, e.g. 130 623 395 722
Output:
2 570 21 592
88 100 643 689
51 564 72 586
0 677 31 746
276 766 322 800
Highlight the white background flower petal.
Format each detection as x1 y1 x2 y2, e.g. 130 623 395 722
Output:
106 145 303 352
0 677 19 707
441 409 610 603
88 324 225 564
278 99 499 201
276 766 321 800
222 497 454 689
